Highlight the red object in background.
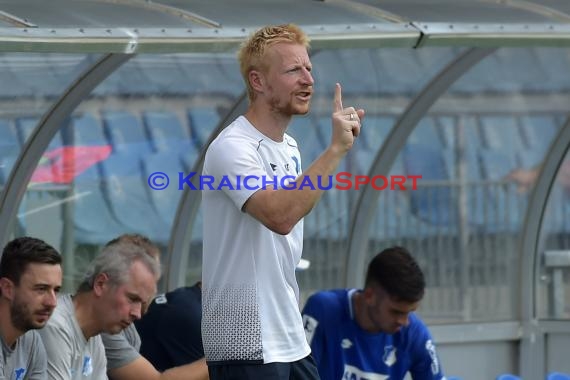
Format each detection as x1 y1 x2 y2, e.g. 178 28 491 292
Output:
30 145 112 184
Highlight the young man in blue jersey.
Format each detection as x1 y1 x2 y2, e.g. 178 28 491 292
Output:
302 246 445 380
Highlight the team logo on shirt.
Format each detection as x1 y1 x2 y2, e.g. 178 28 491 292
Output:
14 368 26 380
270 163 277 171
383 345 397 366
82 356 93 376
302 315 318 344
341 338 353 349
154 293 167 304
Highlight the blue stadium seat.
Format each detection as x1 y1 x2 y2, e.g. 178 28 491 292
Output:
0 119 20 179
496 374 521 380
177 55 242 95
0 66 31 98
533 48 570 92
518 115 560 169
403 143 455 227
101 110 153 156
547 372 570 380
335 49 378 95
15 116 62 149
136 58 190 96
211 55 245 96
143 110 191 152
479 149 521 232
359 115 394 152
8 58 65 98
408 117 444 148
114 60 159 96
494 48 549 93
454 54 513 94
310 188 350 239
437 115 483 150
479 115 525 155
311 50 352 96
142 152 186 226
72 164 125 245
68 113 108 146
371 49 426 95
99 152 169 243
187 106 222 147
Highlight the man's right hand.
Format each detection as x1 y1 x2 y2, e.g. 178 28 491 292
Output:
330 83 365 154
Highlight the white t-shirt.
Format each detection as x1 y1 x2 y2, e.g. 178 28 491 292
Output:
202 115 310 364
39 295 107 380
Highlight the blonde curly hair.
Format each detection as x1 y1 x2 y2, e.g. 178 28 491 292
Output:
238 24 310 102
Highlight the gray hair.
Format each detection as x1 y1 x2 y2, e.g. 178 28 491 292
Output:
76 240 161 293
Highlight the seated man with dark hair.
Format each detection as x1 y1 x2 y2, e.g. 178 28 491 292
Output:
0 236 62 380
135 281 204 371
302 246 445 380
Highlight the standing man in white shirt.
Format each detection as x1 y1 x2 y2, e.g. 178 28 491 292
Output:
202 23 364 379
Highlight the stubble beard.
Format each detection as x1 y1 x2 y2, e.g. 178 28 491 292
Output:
11 298 41 331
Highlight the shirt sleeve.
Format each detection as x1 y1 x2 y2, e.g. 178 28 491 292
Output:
301 294 329 367
408 317 445 380
38 319 76 380
101 330 141 370
204 135 268 210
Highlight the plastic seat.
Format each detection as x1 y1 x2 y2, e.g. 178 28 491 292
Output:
0 119 21 179
114 60 158 97
479 115 525 154
15 116 62 149
72 165 125 245
547 372 570 380
101 110 153 156
68 113 108 146
408 117 444 149
403 143 455 227
177 55 241 95
142 151 186 225
187 106 222 147
518 115 560 168
358 115 394 152
334 49 378 95
479 149 522 232
143 110 191 152
99 152 169 243
437 115 483 149
496 375 521 380
371 49 425 95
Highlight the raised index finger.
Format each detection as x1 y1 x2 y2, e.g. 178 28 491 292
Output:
333 83 343 112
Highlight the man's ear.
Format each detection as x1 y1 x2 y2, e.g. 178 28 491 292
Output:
92 273 109 297
362 286 375 305
0 277 15 300
249 70 264 93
